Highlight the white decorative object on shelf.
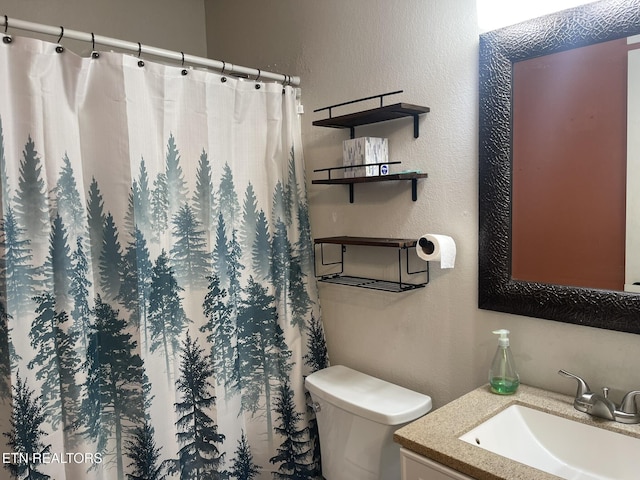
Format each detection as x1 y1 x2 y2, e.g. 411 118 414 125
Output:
343 137 389 177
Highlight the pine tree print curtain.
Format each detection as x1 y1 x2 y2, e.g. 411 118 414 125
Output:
0 35 328 479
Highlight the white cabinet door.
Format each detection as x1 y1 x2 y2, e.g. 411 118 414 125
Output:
400 448 474 480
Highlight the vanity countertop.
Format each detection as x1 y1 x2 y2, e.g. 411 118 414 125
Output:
393 383 640 480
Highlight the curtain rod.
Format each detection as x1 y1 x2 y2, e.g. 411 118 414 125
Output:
1 15 301 86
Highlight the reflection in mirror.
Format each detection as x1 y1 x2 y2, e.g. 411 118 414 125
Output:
511 37 630 291
627 44 640 293
478 0 640 333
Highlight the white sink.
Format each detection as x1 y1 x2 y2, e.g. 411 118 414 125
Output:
459 404 640 480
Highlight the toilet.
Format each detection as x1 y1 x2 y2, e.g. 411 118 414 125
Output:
305 365 432 480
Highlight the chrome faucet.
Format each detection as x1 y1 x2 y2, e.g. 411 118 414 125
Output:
558 370 640 424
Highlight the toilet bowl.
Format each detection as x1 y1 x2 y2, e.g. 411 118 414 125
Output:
305 365 432 480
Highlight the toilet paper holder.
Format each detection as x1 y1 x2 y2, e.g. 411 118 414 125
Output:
418 237 435 255
416 233 456 268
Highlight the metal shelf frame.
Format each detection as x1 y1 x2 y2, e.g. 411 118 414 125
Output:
313 236 429 293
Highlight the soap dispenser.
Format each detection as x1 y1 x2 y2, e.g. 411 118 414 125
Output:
489 329 520 395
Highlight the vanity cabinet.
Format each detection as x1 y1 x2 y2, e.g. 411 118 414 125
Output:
400 448 473 480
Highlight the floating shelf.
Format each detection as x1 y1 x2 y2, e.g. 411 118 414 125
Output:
314 236 419 248
313 103 430 139
313 236 429 292
312 164 428 203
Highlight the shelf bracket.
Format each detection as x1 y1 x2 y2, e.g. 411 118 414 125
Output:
413 114 420 138
348 183 354 203
411 178 418 201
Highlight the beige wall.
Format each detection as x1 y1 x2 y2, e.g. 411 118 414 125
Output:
3 0 639 413
2 0 207 57
205 0 640 409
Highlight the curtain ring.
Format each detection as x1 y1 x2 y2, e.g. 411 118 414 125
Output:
255 69 262 89
180 52 188 75
181 53 188 75
91 33 99 58
2 15 11 43
137 42 144 67
55 26 65 53
220 61 227 82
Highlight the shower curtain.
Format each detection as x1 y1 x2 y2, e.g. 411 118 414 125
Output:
0 35 327 480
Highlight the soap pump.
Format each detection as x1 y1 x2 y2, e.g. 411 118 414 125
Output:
489 329 520 395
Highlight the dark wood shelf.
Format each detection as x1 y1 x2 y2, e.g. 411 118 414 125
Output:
314 236 418 248
312 172 428 185
312 172 428 203
312 103 430 138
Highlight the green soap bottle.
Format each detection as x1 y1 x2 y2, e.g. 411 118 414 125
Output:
489 329 520 395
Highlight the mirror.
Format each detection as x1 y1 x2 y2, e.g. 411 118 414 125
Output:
478 0 640 333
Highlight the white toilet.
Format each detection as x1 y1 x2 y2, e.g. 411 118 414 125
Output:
305 365 432 480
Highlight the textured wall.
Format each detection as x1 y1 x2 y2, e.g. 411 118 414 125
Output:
5 0 639 412
1 0 207 58
204 0 640 409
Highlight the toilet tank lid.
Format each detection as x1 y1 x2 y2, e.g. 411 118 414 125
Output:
305 365 432 426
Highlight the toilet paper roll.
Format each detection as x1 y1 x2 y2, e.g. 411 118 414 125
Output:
416 234 456 268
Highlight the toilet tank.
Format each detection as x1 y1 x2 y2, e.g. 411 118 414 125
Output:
305 365 432 480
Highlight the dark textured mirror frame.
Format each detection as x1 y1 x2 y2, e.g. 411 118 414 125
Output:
478 0 640 333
